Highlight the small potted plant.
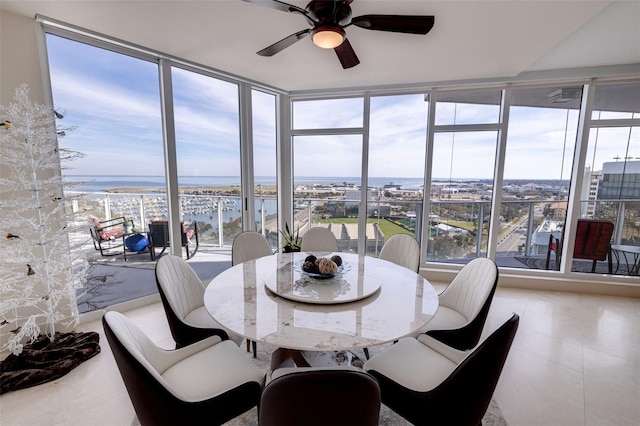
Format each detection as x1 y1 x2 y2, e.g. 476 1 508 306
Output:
280 222 301 253
123 219 134 234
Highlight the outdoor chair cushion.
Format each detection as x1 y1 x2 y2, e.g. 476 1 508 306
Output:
89 215 124 240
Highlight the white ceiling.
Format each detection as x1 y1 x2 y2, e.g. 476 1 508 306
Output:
2 1 639 92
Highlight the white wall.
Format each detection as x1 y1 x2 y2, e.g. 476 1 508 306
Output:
1 11 76 352
1 10 46 104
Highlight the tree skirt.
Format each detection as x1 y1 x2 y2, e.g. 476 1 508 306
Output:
1 331 100 394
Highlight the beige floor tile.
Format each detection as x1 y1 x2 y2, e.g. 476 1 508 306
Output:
2 287 639 426
583 366 640 425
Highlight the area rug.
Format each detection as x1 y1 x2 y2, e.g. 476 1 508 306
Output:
0 331 100 394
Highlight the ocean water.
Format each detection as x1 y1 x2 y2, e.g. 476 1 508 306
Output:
66 175 426 192
68 175 424 232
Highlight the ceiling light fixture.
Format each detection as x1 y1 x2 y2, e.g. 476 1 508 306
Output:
311 26 345 49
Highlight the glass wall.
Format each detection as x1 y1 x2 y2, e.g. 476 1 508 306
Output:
46 34 165 311
252 89 278 249
291 98 364 252
427 90 502 264
172 66 242 248
499 85 580 269
44 20 640 315
367 94 427 256
292 134 363 252
584 82 640 261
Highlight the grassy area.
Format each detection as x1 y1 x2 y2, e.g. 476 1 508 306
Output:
440 220 477 232
317 218 412 237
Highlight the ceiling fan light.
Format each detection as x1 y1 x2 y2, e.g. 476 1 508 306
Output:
312 26 345 49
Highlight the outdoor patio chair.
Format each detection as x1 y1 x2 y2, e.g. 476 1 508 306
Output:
88 215 127 256
545 218 614 273
148 220 199 260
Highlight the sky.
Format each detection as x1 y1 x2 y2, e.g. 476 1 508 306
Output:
46 33 638 182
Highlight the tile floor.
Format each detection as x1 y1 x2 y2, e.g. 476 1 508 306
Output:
1 286 639 426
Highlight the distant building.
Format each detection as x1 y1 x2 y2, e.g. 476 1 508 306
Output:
383 183 403 190
598 160 640 200
581 166 601 217
548 201 567 220
345 189 377 201
531 219 563 255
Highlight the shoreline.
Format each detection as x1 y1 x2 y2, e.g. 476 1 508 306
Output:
104 185 276 195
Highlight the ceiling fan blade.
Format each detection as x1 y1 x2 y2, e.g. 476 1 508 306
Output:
257 29 311 57
351 15 435 35
241 0 308 16
334 38 360 69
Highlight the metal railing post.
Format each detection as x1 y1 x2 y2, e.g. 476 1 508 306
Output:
525 202 535 256
476 202 484 257
139 195 146 231
217 198 224 247
615 201 625 245
105 194 111 220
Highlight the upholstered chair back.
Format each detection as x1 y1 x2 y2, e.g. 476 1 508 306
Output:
232 231 273 266
378 233 420 272
439 257 497 322
104 311 173 380
260 366 381 426
300 227 339 252
155 254 205 321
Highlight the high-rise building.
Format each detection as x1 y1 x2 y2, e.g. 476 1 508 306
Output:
598 160 640 200
581 166 602 217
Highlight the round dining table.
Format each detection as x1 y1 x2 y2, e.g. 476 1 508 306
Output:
204 251 439 352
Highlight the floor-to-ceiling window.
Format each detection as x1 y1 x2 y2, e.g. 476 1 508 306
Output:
427 89 502 264
46 33 165 311
500 85 580 269
252 89 278 249
292 98 364 253
172 66 242 248
368 94 427 256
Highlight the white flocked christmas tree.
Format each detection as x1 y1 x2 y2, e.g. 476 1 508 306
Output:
0 84 89 355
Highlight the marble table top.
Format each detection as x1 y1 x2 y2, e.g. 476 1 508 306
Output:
204 252 439 351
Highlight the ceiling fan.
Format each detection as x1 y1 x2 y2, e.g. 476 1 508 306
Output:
242 0 435 69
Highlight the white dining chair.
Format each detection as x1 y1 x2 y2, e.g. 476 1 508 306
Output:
300 227 339 252
232 231 274 357
103 311 264 426
155 255 244 348
232 231 273 266
378 233 420 272
364 313 519 425
413 257 498 350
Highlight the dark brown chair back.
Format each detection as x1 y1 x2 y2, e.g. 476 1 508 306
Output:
259 368 381 426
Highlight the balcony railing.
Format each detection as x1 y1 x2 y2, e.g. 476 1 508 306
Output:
71 192 637 314
71 191 638 273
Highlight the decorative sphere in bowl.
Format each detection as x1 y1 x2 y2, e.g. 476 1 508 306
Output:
316 258 338 275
